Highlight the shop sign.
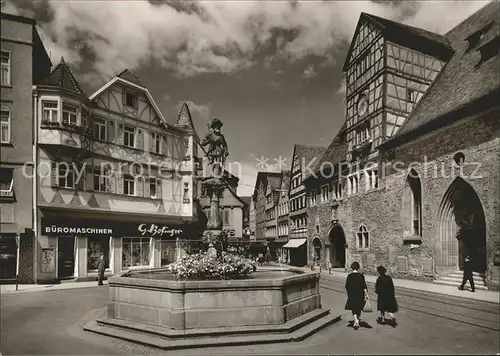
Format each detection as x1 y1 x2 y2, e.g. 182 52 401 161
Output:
41 219 184 238
43 224 113 236
138 224 183 237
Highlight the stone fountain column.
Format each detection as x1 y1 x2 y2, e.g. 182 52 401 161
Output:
200 118 229 257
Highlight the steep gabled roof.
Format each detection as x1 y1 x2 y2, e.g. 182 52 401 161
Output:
342 12 453 71
176 102 201 142
280 170 291 191
293 144 325 179
382 2 500 148
252 171 282 200
38 57 86 97
117 69 144 87
240 196 251 207
267 174 282 191
307 123 346 181
89 73 186 134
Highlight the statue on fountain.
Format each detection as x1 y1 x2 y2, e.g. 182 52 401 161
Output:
200 117 230 256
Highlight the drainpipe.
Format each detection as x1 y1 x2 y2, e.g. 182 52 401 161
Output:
33 87 39 284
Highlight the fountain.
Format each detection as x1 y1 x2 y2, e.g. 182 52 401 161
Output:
83 118 340 350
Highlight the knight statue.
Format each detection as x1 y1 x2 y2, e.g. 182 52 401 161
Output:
201 117 229 169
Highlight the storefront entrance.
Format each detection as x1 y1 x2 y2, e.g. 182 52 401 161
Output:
0 235 17 280
329 224 346 268
57 237 75 279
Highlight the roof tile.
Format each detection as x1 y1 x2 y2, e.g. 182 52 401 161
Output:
392 2 499 139
39 57 85 96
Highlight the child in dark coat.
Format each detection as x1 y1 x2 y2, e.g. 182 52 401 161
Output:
375 266 398 325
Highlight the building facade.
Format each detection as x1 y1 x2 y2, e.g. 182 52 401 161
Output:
248 198 256 240
304 3 500 289
0 13 52 283
285 144 324 266
276 170 291 262
33 63 199 282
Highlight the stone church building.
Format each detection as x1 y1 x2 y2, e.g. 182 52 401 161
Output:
304 3 499 290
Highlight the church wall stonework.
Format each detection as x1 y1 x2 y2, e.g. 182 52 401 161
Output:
305 111 499 288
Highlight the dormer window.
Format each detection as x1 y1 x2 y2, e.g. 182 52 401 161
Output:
124 90 138 109
465 21 494 52
407 89 417 103
477 35 499 68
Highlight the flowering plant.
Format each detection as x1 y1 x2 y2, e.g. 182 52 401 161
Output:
168 251 257 280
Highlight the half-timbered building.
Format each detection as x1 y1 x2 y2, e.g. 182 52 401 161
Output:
33 63 199 282
284 144 324 266
276 170 291 263
304 3 499 290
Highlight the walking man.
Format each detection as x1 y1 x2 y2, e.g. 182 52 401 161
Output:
458 255 475 292
97 253 106 286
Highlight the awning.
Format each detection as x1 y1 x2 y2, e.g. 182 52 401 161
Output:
283 238 306 249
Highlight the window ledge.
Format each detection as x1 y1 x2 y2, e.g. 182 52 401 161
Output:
0 142 13 147
403 235 422 244
1 84 13 89
357 248 370 252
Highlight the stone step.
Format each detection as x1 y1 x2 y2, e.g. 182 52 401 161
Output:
438 276 487 286
433 279 489 290
97 308 331 338
84 312 342 350
450 271 485 278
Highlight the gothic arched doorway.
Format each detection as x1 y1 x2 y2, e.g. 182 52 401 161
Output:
329 224 346 268
437 177 486 273
312 237 322 262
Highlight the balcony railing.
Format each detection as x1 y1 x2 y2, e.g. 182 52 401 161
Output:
41 120 93 136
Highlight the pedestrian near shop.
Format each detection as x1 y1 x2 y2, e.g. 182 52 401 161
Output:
97 253 106 286
345 261 369 330
375 266 398 325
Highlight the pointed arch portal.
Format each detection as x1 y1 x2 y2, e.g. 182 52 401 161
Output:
437 178 486 273
328 224 346 268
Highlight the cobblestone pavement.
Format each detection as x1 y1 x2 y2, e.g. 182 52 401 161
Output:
1 280 499 355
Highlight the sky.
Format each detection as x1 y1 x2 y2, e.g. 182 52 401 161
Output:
2 0 491 196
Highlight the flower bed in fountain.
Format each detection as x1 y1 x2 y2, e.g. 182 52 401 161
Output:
167 251 257 280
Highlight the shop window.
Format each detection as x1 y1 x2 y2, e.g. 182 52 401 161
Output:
122 238 150 268
0 168 14 197
357 225 370 249
0 236 17 279
87 236 110 271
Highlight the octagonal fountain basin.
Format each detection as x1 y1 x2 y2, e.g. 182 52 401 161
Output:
84 266 341 350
